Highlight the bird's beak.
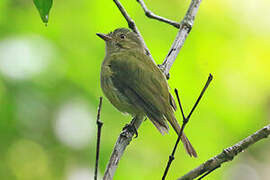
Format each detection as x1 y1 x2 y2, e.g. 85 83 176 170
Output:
96 33 112 41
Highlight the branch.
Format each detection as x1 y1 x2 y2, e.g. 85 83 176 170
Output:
103 117 144 180
162 74 213 179
113 0 154 62
160 0 202 79
94 97 103 180
136 0 180 28
162 89 189 180
178 124 270 180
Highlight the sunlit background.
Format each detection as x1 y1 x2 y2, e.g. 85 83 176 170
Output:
0 0 270 179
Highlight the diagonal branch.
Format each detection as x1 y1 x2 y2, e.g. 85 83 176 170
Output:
136 0 180 28
162 74 213 179
162 89 189 180
103 117 144 180
160 0 202 79
178 124 270 180
113 0 154 62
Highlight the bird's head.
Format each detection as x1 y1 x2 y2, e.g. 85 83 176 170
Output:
97 28 144 54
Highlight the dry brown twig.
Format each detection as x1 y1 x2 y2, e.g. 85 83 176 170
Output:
160 0 202 79
137 0 203 79
178 124 270 180
136 0 180 28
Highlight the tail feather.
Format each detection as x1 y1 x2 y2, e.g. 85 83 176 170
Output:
181 133 198 157
150 119 169 135
165 111 197 158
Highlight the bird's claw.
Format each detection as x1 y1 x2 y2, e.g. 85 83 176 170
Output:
123 123 138 138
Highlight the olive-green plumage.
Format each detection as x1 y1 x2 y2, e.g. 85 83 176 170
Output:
97 28 197 157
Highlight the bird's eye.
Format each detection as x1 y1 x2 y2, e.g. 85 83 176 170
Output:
120 34 126 39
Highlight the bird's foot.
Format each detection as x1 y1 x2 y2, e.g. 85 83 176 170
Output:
123 123 138 138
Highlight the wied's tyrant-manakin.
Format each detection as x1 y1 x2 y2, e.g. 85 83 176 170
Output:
97 28 197 157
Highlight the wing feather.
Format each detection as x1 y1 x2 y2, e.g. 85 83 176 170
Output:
109 50 171 132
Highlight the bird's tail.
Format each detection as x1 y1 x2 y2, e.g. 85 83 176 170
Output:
165 111 197 158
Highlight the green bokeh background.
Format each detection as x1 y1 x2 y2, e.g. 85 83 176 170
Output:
0 0 270 179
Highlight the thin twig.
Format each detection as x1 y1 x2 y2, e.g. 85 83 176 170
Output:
197 165 220 180
178 124 270 180
136 0 180 28
160 0 202 79
94 97 103 180
162 89 188 180
113 0 154 62
187 74 213 120
162 74 213 180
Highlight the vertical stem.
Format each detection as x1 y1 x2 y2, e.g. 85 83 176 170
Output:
94 97 103 180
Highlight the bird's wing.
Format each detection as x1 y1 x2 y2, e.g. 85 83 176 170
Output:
109 51 172 134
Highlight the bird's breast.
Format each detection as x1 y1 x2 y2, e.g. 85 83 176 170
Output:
100 64 138 116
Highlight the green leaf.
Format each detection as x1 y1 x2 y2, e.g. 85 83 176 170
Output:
33 0 53 24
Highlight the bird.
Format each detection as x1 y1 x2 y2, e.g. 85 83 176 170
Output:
97 28 197 157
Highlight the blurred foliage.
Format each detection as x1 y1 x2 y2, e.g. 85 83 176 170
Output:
0 0 270 180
